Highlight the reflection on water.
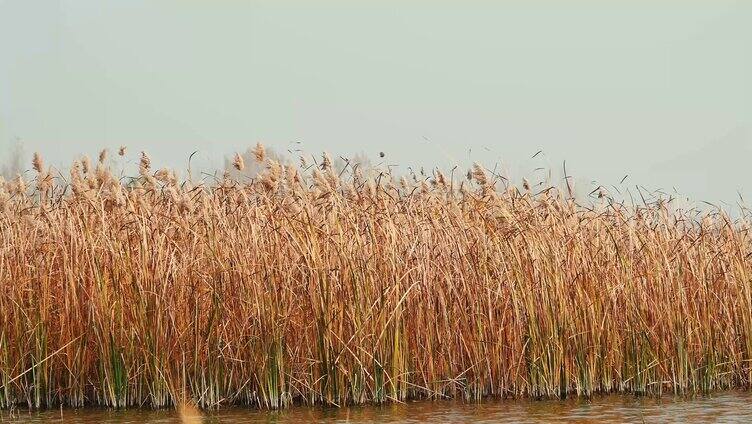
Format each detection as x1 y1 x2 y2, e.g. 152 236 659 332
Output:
2 392 751 423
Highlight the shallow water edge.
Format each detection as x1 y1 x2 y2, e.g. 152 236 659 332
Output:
2 391 751 423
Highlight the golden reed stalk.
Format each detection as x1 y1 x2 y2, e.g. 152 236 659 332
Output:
1 148 751 410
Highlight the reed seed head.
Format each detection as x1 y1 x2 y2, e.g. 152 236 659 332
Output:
32 152 44 173
139 151 151 175
81 155 91 174
233 152 245 171
253 142 266 163
471 163 488 186
321 152 332 171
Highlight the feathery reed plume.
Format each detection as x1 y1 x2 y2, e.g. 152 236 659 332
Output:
118 146 127 156
471 162 488 186
260 160 282 191
233 152 245 171
139 151 151 175
0 182 8 212
81 155 91 174
32 152 44 173
321 152 332 171
37 171 53 193
434 170 447 189
99 149 108 164
154 168 171 184
70 161 86 194
154 168 178 186
253 142 266 163
312 168 330 193
285 164 300 186
325 167 339 191
11 174 25 195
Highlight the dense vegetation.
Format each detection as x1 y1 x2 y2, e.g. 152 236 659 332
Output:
1 145 751 409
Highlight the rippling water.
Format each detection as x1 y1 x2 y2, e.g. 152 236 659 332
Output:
3 392 751 423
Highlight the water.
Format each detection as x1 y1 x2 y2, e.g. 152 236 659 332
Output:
2 392 751 423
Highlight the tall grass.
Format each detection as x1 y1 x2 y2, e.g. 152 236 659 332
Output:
1 147 751 409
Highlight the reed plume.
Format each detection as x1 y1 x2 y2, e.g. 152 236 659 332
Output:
253 142 266 163
139 151 151 175
81 155 91 174
233 152 245 171
470 162 488 186
32 152 44 173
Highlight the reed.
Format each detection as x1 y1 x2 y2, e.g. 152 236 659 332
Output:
0 148 751 410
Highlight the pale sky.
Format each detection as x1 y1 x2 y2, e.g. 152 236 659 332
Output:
1 1 750 206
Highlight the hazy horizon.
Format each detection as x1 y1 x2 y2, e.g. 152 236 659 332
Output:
1 1 751 207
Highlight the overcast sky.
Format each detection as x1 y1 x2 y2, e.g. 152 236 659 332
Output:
1 1 750 206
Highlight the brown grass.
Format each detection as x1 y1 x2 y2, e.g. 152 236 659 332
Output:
0 148 751 410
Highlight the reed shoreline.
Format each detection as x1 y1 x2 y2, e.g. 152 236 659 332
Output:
1 147 751 410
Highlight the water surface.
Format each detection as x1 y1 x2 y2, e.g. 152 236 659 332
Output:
2 392 751 423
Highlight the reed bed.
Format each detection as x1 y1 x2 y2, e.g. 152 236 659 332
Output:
1 147 751 410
